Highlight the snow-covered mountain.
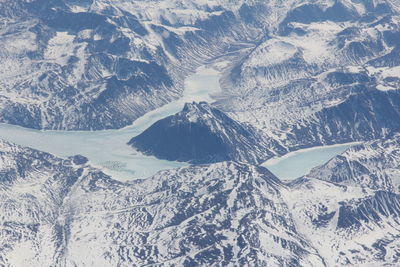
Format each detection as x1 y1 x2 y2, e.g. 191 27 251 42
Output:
0 139 325 266
66 162 326 266
2 0 399 133
282 134 400 266
285 178 400 266
305 134 400 193
1 0 400 266
2 138 400 266
128 102 281 164
0 139 88 265
0 0 269 130
217 0 400 151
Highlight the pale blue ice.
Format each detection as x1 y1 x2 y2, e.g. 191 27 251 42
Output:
0 64 357 181
262 143 357 180
0 66 221 181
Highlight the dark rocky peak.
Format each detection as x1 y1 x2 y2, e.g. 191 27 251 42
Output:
128 102 273 164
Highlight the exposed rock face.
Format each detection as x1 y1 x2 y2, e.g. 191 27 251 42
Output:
0 139 87 266
3 0 400 135
1 1 400 266
284 134 400 266
336 191 400 229
129 102 276 164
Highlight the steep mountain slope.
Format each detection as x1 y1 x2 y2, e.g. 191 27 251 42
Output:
65 162 326 266
1 0 177 130
2 138 400 266
305 134 400 193
0 140 87 266
0 0 269 130
0 140 325 266
2 1 400 265
3 0 399 132
217 0 400 151
284 178 400 267
283 134 400 266
128 102 282 164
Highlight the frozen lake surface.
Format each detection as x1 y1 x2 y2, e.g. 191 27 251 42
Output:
0 66 222 181
0 64 359 182
262 143 359 180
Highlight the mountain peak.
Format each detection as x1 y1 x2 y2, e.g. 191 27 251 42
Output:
128 102 273 164
181 101 214 123
182 101 209 111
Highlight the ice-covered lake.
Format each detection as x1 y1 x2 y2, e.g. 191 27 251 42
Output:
0 64 359 182
262 143 359 180
0 66 222 181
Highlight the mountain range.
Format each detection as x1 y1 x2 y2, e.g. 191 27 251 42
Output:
1 135 400 266
1 0 400 266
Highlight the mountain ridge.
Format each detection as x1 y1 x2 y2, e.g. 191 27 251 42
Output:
128 101 278 164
